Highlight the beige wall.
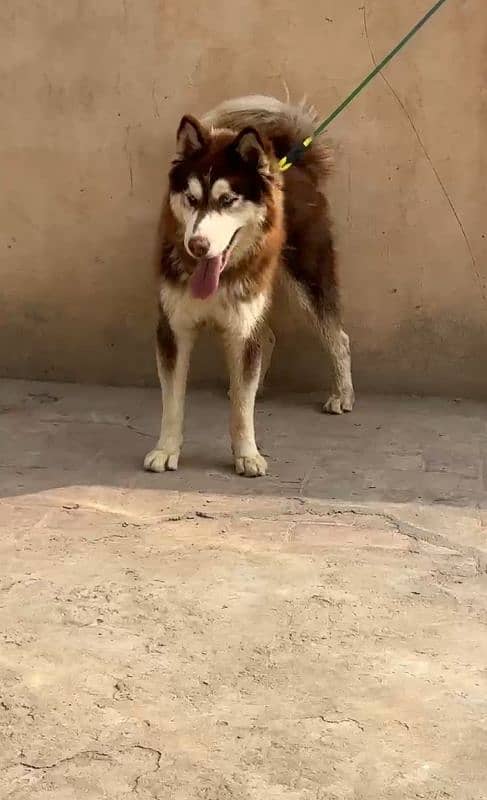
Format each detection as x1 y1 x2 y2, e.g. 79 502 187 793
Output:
2 0 486 397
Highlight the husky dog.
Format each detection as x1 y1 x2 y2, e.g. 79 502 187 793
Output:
144 95 354 477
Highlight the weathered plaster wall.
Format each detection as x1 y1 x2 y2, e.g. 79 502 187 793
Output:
2 0 486 396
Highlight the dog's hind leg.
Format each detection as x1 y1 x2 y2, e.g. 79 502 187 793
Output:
283 164 355 414
319 315 354 414
289 276 354 415
144 309 195 472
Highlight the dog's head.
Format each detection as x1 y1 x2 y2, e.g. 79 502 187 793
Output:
168 115 279 299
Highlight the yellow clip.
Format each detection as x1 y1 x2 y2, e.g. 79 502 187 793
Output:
279 137 314 172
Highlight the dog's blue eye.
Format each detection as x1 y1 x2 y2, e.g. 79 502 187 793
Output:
186 193 199 208
219 194 236 208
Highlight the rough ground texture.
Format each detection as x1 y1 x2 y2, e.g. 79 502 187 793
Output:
1 379 487 799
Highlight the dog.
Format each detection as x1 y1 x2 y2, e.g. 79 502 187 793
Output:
144 95 354 477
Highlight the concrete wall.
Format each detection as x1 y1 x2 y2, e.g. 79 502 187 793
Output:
2 0 486 397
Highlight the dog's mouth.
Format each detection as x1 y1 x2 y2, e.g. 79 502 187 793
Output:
190 230 240 300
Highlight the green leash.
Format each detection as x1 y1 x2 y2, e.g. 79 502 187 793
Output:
279 0 449 171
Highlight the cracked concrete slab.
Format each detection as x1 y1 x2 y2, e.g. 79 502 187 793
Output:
1 380 487 799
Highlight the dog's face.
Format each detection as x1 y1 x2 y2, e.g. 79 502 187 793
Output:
168 116 276 299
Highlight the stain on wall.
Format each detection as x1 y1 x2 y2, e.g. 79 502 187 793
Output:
1 0 486 396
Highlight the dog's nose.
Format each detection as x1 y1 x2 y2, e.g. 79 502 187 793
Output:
188 236 210 258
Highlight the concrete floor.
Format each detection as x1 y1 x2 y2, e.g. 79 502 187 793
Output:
1 379 487 799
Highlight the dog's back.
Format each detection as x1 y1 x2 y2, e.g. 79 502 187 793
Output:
202 95 332 189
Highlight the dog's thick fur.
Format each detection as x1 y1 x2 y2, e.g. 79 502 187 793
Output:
144 95 354 477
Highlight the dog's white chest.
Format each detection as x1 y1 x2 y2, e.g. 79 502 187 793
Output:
160 283 267 339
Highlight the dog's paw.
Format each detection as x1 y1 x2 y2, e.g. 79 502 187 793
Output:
144 447 180 472
234 452 268 478
322 388 355 415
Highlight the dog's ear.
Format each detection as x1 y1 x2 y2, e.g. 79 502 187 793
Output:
176 115 207 158
233 127 270 174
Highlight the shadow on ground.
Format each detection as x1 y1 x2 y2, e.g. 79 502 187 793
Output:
1 379 486 507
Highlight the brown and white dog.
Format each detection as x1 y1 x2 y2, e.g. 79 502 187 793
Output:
144 95 354 477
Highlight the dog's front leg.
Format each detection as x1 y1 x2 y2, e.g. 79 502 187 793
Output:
224 330 267 478
144 310 194 472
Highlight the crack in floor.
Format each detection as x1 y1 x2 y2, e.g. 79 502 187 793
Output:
2 491 484 571
20 750 111 770
17 744 162 793
131 746 163 794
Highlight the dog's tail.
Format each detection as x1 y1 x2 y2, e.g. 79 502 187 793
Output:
202 95 332 183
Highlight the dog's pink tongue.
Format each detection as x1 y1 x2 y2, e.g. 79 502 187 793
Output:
190 255 223 300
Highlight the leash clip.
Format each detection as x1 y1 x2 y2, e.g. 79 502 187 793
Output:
279 137 313 172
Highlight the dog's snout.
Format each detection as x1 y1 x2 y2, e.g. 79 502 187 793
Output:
188 236 210 258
